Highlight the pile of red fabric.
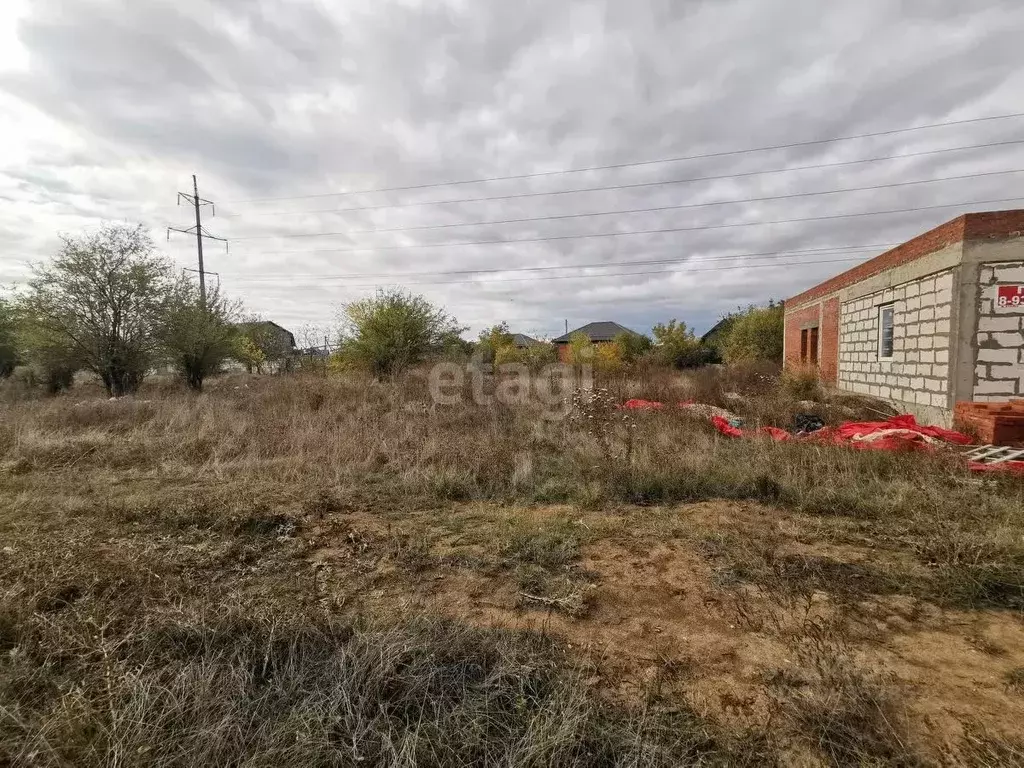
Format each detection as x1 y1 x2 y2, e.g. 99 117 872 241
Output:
708 413 1024 474
710 413 972 448
618 398 1024 473
620 399 666 410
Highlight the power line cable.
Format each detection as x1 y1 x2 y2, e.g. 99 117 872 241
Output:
230 196 1024 257
219 139 1024 219
231 255 866 288
226 243 893 281
220 112 1024 204
227 168 1024 240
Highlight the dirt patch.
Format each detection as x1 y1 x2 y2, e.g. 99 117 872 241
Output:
304 499 1024 760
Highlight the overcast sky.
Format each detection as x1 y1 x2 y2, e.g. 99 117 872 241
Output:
3 0 1024 341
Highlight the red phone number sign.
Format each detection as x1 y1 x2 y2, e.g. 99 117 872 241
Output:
997 285 1024 308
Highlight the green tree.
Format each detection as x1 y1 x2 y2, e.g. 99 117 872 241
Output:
341 288 464 377
156 280 239 391
14 309 81 394
724 302 785 363
476 322 515 363
233 318 294 374
566 331 594 366
495 342 557 371
20 224 173 396
651 319 712 368
0 297 18 378
233 332 267 374
612 330 652 364
700 314 739 363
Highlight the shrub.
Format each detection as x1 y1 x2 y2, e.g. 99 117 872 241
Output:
612 331 652 363
565 332 594 367
651 320 713 368
725 302 784 364
781 365 822 400
0 297 17 378
594 342 625 372
341 288 465 377
157 281 239 391
477 322 515 364
494 343 557 371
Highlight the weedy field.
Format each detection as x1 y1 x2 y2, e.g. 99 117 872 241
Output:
1 370 1023 766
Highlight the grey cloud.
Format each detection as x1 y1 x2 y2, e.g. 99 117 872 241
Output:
3 0 1024 336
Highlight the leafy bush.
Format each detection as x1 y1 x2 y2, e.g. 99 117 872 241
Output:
564 332 594 366
593 342 625 372
781 364 822 400
341 288 465 377
477 322 515 364
725 302 784 364
612 331 651 363
0 297 17 378
157 281 239 391
651 319 714 368
494 343 557 371
232 318 295 374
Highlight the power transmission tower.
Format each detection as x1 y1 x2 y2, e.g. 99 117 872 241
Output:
168 174 227 304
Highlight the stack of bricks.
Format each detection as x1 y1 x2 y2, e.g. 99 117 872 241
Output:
954 401 1024 446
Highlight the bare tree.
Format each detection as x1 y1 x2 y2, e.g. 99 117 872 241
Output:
294 323 332 373
21 224 173 396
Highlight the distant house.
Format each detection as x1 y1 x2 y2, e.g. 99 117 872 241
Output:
699 316 737 362
236 320 296 351
551 321 641 362
511 333 542 348
228 320 297 373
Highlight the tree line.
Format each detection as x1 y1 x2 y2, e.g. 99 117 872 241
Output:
0 225 291 395
0 224 786 395
473 306 783 374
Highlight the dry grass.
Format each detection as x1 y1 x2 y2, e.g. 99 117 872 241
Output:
1 370 1023 766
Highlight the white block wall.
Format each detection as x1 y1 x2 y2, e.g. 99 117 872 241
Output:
837 269 955 410
973 261 1024 401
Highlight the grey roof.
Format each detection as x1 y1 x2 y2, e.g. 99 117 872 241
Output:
552 321 640 344
235 320 296 348
700 316 736 344
512 333 542 347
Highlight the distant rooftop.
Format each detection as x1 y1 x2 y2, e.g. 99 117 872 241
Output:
552 321 640 344
511 333 542 347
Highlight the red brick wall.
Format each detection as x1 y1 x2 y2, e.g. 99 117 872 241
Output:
962 209 1024 240
785 209 1024 310
786 216 967 308
783 303 821 370
819 297 839 384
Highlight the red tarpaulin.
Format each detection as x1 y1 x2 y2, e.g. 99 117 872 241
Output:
623 401 1024 475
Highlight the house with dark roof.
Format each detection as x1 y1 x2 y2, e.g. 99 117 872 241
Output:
699 315 738 362
511 333 542 348
227 320 297 373
551 321 641 362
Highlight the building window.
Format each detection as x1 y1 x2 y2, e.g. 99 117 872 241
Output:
800 329 808 361
809 327 819 365
878 304 894 359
